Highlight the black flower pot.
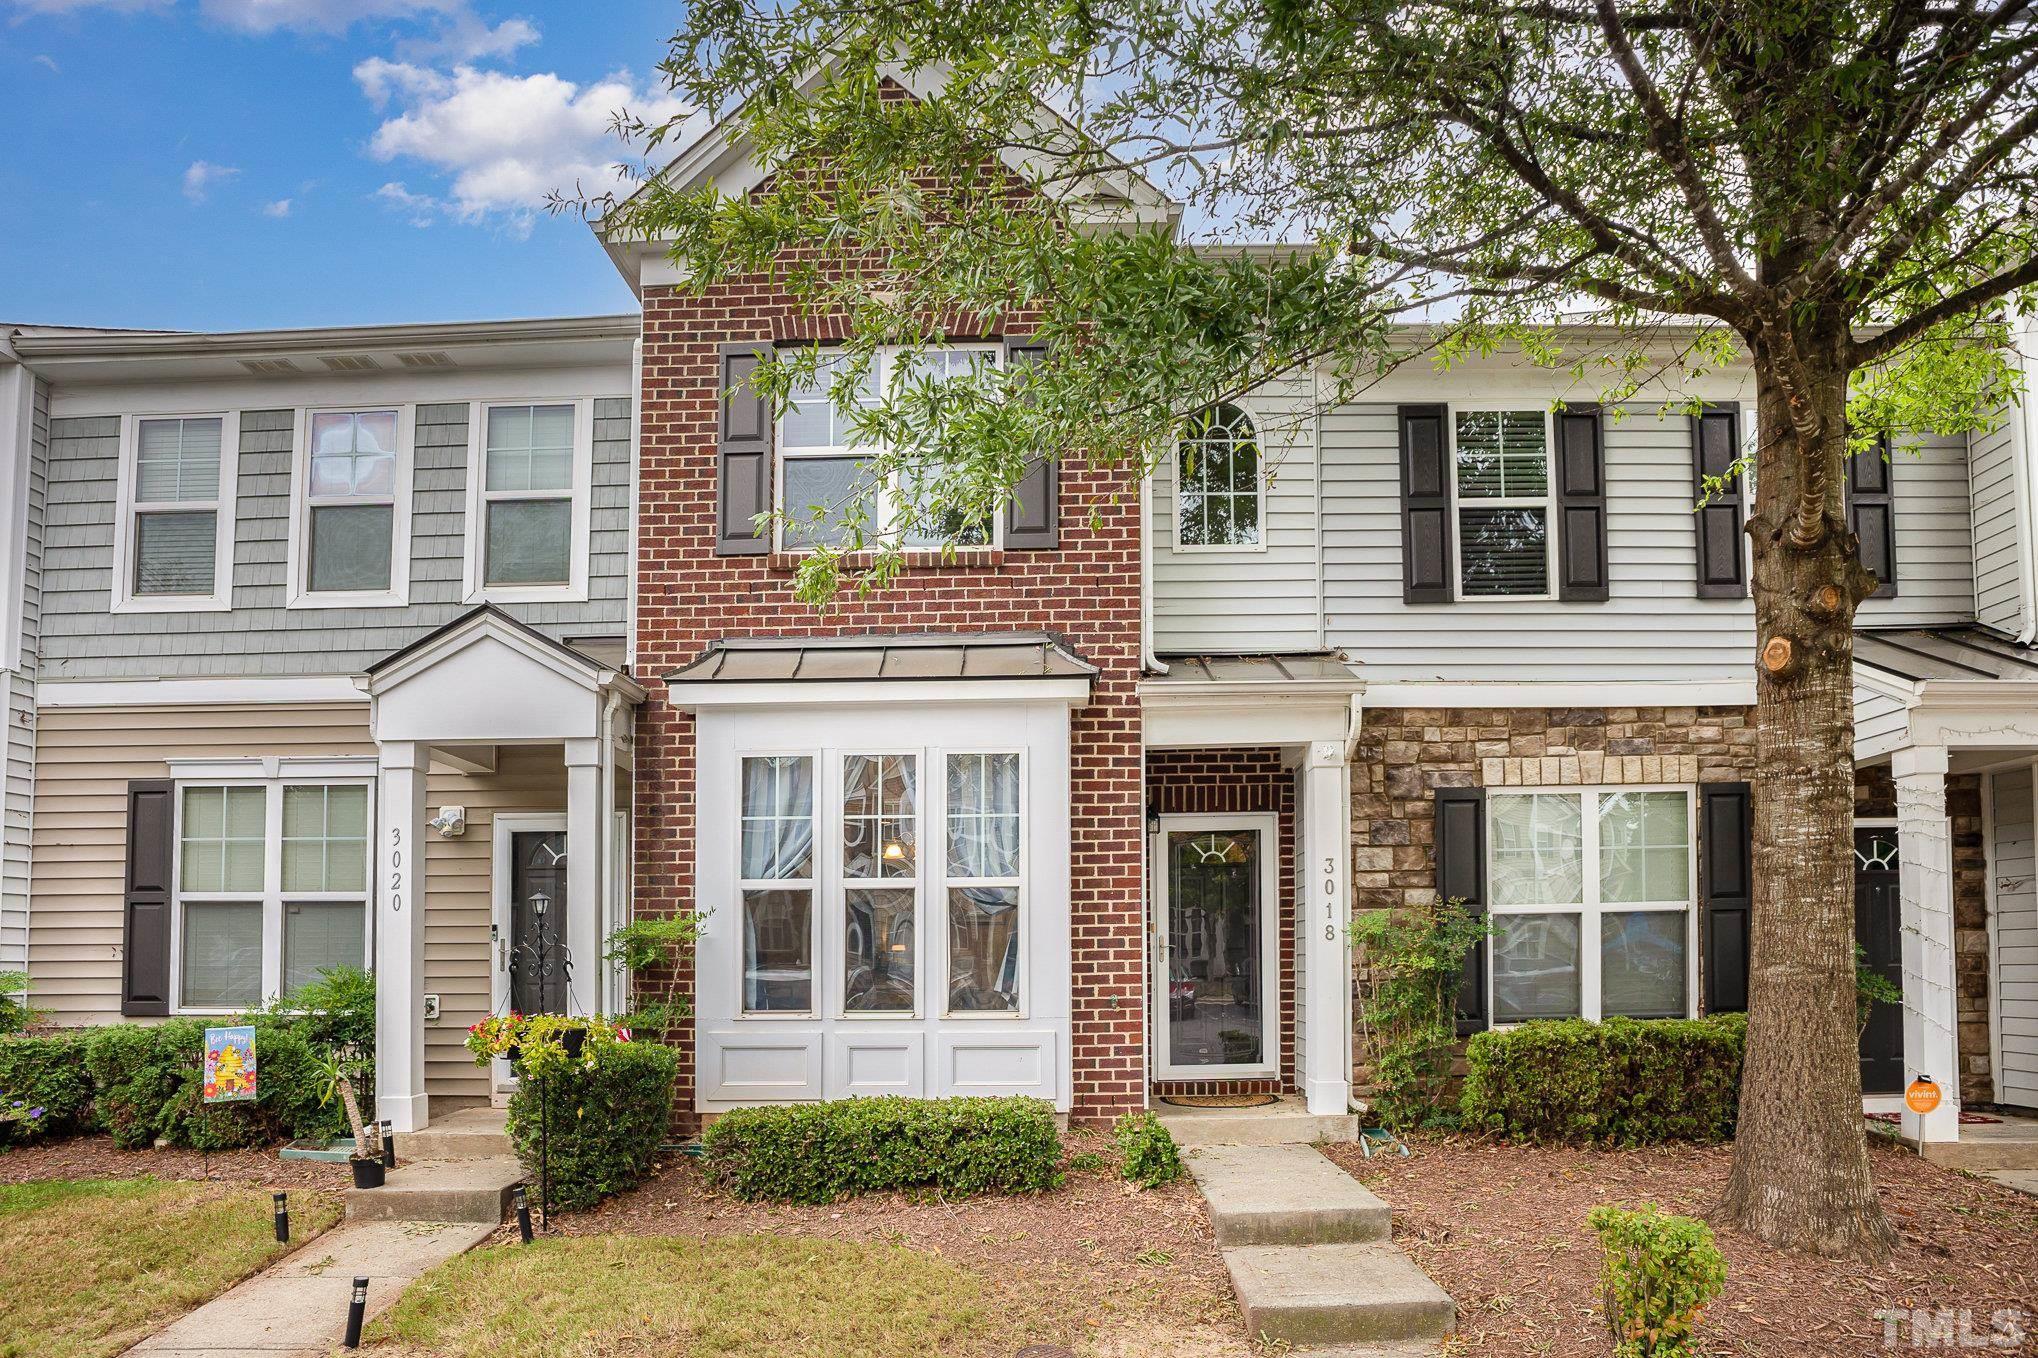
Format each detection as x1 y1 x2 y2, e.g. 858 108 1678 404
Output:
503 1044 522 1064
351 1157 386 1190
560 1028 587 1059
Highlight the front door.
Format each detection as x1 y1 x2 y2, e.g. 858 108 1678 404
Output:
509 830 569 1015
1154 814 1279 1080
1855 824 1904 1095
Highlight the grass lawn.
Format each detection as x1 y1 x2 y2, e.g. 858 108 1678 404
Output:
368 1234 995 1358
0 1177 342 1358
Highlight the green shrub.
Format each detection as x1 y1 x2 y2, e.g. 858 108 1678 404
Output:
83 1014 360 1151
506 1039 678 1212
702 1096 1064 1204
1351 897 1489 1129
263 967 376 1052
0 971 30 1036
0 1032 95 1142
1461 1014 1744 1146
1588 1204 1728 1357
1112 1111 1182 1189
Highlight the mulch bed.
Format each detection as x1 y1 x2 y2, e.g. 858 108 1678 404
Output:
515 1128 1252 1358
1325 1132 2038 1357
0 1136 351 1193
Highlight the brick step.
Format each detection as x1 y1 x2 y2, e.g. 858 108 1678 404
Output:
345 1157 523 1224
1223 1242 1456 1348
1187 1145 1391 1246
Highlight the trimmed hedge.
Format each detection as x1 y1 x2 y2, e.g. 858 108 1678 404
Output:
1461 1014 1746 1146
702 1096 1064 1204
0 1032 95 1142
82 1016 351 1151
506 1040 677 1212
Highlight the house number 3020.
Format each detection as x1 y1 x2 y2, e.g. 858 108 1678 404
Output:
388 826 405 913
1322 855 1339 941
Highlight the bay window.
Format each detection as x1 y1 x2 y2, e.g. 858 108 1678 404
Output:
1487 787 1695 1023
777 347 999 550
946 752 1021 1012
174 778 372 1011
740 755 815 1013
118 413 237 611
1453 409 1552 598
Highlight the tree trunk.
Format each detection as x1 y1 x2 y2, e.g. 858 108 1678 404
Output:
1717 328 1897 1259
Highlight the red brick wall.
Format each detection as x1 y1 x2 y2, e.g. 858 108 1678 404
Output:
633 283 1148 1128
1145 747 1297 1096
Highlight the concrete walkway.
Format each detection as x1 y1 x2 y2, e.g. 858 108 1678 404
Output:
1186 1144 1453 1355
123 1218 495 1358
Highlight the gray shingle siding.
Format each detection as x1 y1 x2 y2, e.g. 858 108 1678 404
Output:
40 397 632 678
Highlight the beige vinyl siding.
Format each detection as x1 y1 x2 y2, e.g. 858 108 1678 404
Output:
423 746 566 1105
1969 416 2025 635
29 703 374 1026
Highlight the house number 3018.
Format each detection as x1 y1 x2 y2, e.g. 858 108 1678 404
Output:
389 826 405 913
1322 855 1339 941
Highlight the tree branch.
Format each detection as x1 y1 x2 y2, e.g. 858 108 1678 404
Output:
1850 253 2038 365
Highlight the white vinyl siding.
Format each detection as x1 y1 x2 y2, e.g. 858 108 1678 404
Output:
1994 766 2038 1108
1857 431 1975 627
1152 378 1321 654
1969 416 2025 635
1322 403 1754 682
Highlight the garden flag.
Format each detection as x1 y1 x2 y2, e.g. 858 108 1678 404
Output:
203 1025 258 1103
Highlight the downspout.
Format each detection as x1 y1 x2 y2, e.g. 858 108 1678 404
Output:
1139 468 1166 675
627 333 645 668
2015 319 2038 643
600 689 624 1012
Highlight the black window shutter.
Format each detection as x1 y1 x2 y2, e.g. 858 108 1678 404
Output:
1002 337 1058 549
121 778 175 1017
1399 404 1453 604
1698 782 1753 1015
1848 434 1898 599
715 342 773 556
1555 405 1609 602
1435 785 1488 1034
1691 405 1747 598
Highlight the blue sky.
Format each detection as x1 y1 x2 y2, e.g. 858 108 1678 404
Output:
1 1 690 331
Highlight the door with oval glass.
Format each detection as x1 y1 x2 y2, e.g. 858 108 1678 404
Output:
490 813 568 1095
1153 813 1279 1079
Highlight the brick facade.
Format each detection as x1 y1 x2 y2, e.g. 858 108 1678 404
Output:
1854 764 1994 1104
1145 747 1297 1096
633 283 1147 1129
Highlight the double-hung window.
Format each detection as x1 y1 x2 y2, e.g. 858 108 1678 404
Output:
465 399 593 602
174 777 372 1011
1453 409 1553 598
1176 403 1262 549
292 407 411 606
736 746 1025 1017
1486 787 1696 1023
118 413 238 611
777 347 1000 551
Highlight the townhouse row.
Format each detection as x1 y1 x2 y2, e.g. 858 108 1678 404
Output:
1 100 2032 1155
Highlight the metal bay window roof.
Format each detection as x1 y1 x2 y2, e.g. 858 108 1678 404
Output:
663 631 1098 685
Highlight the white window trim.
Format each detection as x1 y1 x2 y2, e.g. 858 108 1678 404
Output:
1485 783 1700 1025
734 741 1031 1023
1448 404 1558 603
285 404 417 610
112 410 240 614
461 397 595 605
773 345 1005 554
1172 403 1268 555
168 772 376 1016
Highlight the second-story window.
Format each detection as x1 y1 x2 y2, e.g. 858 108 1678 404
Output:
464 399 593 603
118 413 237 612
777 347 999 551
297 408 407 603
1176 403 1262 549
1454 409 1553 598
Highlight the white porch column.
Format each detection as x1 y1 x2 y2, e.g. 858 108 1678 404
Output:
1894 744 1962 1143
375 741 430 1133
565 737 603 1016
1302 741 1354 1115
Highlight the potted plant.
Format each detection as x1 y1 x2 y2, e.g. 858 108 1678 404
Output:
314 1045 384 1189
466 1012 525 1065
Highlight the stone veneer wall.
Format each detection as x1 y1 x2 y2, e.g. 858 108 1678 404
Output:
1855 764 1994 1105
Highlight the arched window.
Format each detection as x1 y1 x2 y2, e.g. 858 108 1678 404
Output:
1176 403 1261 547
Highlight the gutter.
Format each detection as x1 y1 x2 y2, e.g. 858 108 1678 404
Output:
2017 318 2038 643
9 313 640 362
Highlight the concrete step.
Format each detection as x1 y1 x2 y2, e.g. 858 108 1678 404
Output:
1187 1145 1392 1246
399 1108 513 1162
1223 1242 1455 1349
345 1156 524 1224
1156 1102 1359 1148
1922 1128 2038 1172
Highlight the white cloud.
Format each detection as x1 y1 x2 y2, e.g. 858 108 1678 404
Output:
395 10 534 62
359 62 687 229
10 0 532 56
182 159 239 203
196 0 447 33
261 197 292 217
374 181 442 227
32 53 60 72
8 0 172 13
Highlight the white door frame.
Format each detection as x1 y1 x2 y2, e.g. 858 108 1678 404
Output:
1152 811 1282 1081
491 812 567 1096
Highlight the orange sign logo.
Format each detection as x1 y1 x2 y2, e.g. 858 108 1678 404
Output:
1905 1076 1942 1115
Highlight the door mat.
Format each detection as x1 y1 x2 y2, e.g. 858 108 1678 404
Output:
1158 1094 1280 1109
1865 1111 2000 1125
